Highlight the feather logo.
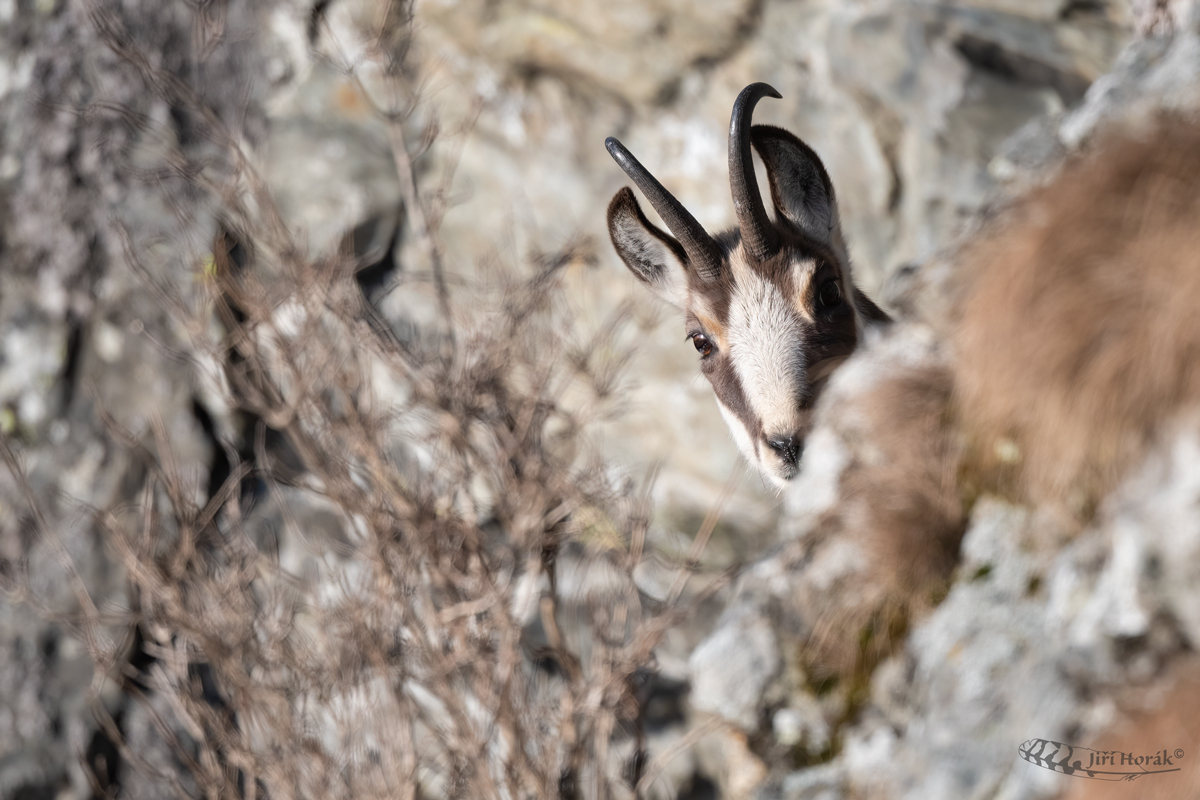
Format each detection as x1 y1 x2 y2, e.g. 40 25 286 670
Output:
1019 738 1184 782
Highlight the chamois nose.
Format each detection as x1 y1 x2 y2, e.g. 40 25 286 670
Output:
766 434 802 468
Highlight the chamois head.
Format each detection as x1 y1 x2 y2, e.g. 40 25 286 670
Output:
606 83 890 487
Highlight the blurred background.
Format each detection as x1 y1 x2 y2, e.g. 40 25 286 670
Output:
259 0 1135 532
3 0 1200 798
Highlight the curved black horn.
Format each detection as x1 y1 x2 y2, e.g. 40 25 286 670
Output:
605 136 723 282
729 83 782 260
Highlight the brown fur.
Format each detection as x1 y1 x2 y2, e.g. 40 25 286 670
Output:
693 310 729 352
799 361 965 679
955 118 1200 518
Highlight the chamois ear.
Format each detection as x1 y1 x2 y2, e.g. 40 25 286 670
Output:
606 187 690 309
750 125 844 253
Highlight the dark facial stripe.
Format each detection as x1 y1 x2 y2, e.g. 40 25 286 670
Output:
705 352 761 448
685 228 863 461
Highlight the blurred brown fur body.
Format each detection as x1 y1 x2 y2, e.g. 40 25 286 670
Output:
955 119 1200 517
798 357 964 679
801 117 1200 684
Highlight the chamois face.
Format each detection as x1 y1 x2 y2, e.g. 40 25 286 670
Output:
606 84 889 487
686 238 860 485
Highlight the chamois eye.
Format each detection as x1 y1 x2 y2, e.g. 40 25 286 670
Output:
689 332 714 358
817 279 842 310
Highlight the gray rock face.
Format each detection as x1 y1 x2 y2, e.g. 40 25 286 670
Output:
399 0 1133 534
697 19 1200 799
1 2 270 796
690 606 780 730
422 0 759 106
8 0 1197 798
827 417 1200 800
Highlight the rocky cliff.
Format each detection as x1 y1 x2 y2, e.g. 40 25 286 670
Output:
2 1 1199 798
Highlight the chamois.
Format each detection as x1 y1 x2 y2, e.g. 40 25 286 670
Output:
605 83 890 487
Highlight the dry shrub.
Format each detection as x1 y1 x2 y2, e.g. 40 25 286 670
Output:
954 117 1200 519
0 3 725 798
85 230 677 799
